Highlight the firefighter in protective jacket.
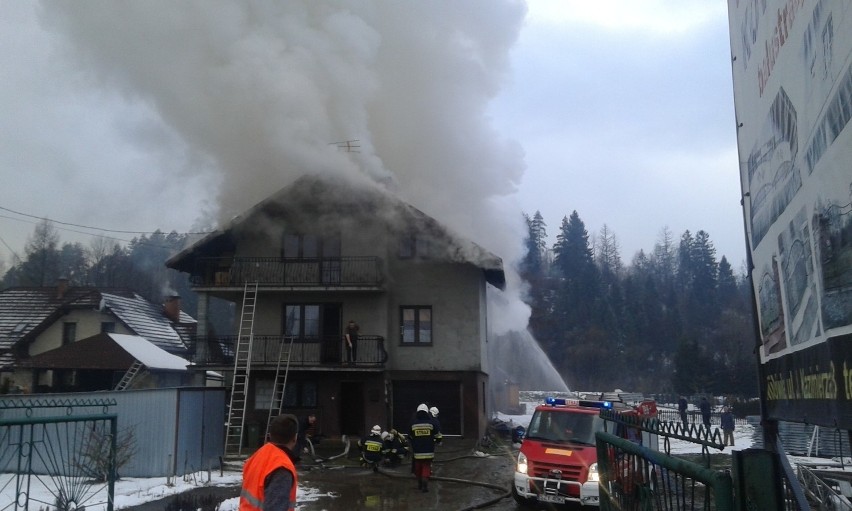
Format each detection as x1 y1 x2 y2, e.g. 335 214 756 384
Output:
358 425 385 472
409 403 442 492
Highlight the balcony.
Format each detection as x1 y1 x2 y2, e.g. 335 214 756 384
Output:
189 256 383 289
187 334 387 368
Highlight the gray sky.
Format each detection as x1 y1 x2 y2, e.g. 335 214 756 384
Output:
0 1 746 279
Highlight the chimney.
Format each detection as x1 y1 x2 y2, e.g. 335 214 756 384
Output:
56 278 69 299
163 295 181 323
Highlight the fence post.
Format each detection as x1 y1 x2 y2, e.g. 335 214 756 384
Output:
731 449 783 511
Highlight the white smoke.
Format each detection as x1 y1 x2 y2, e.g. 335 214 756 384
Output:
40 0 565 389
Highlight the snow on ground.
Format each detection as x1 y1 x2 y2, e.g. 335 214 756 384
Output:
0 469 331 510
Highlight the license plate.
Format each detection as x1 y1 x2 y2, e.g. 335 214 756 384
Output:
539 494 565 504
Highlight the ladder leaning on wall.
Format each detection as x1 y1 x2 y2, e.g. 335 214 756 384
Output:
224 282 259 458
265 335 295 439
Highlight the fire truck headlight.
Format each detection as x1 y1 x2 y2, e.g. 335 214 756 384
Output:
517 452 529 475
588 462 600 482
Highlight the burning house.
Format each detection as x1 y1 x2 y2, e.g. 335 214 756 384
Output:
167 174 505 449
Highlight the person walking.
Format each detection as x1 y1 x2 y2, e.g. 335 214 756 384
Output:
677 396 688 427
720 406 735 446
699 397 712 429
344 319 359 365
358 425 385 472
240 414 299 511
410 403 442 492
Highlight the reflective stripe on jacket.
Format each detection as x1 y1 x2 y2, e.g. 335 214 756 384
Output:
360 434 385 463
409 421 437 459
240 443 298 511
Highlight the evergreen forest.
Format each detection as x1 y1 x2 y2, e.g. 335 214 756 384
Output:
518 211 758 397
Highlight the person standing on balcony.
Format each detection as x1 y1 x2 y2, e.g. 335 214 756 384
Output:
345 319 359 365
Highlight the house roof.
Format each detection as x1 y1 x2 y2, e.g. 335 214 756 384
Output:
0 286 108 351
0 286 194 362
167 174 506 289
21 333 189 371
100 293 194 352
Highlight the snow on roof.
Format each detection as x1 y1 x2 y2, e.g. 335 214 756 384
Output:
108 333 189 371
101 293 187 352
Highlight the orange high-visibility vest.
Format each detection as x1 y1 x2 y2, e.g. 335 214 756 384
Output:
240 443 298 511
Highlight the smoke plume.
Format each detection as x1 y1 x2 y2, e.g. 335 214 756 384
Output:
41 1 567 390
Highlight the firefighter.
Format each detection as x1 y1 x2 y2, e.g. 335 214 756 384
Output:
358 425 385 472
383 429 409 466
240 414 299 511
410 403 441 492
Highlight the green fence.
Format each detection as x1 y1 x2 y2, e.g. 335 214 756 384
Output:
0 397 117 511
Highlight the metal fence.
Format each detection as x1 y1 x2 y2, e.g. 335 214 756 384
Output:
596 409 808 510
0 388 225 478
0 397 117 511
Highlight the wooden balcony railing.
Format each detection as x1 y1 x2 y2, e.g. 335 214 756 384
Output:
187 334 387 368
189 256 383 288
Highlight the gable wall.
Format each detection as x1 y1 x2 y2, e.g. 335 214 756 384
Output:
29 309 132 356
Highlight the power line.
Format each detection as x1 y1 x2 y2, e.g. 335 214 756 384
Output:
0 204 213 236
0 233 22 263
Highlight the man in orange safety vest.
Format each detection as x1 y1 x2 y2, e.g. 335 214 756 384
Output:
240 414 299 510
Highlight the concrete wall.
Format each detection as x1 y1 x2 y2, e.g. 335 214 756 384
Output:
385 260 485 372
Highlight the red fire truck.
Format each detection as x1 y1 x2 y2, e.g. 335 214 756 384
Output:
512 396 658 507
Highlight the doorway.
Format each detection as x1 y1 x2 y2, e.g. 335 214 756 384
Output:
339 381 364 435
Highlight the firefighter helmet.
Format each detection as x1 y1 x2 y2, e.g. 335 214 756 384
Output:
417 403 429 413
371 425 381 435
429 406 439 417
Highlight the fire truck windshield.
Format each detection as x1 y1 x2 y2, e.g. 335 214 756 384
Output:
525 410 604 445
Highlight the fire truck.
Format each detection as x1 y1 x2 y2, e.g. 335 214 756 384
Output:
512 396 658 507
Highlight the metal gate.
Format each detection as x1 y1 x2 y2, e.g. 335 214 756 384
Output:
0 397 117 511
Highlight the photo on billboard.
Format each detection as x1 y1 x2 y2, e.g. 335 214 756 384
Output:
728 0 852 428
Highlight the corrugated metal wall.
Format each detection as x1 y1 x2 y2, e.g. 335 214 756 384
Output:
0 387 225 477
747 416 852 457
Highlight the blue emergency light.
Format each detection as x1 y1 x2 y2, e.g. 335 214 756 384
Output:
545 397 565 406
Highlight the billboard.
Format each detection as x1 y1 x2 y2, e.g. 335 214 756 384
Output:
728 0 852 428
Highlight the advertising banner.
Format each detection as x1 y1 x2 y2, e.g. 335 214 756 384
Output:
728 0 852 428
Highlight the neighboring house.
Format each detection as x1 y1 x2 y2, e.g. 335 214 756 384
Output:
0 282 196 392
19 333 192 391
166 175 505 444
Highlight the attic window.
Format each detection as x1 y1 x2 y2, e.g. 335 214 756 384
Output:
13 322 28 333
398 234 431 259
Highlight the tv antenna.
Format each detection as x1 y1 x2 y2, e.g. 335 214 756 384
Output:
329 139 361 153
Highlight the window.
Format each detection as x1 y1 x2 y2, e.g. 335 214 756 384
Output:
283 381 318 408
255 379 274 410
101 322 116 333
398 234 431 259
284 305 321 339
283 233 340 259
62 323 76 345
401 306 432 345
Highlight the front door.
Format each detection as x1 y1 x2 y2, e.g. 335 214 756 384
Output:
339 381 364 435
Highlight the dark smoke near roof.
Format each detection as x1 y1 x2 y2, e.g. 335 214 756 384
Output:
40 1 567 390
